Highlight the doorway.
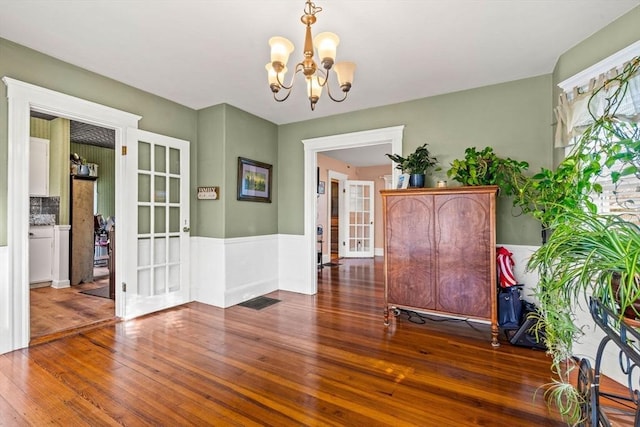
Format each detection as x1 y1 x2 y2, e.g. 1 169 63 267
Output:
301 125 404 296
4 78 192 354
28 113 117 341
2 77 141 353
330 180 339 262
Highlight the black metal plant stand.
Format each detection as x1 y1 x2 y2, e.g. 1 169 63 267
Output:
577 298 640 426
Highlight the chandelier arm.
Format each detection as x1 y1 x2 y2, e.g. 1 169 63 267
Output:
325 88 349 103
324 72 349 102
315 68 329 87
273 88 293 103
276 63 304 91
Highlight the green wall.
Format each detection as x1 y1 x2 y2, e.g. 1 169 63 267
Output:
70 143 115 219
0 38 198 245
50 118 70 224
30 117 72 224
2 4 639 246
196 104 278 238
223 105 278 238
196 104 226 238
278 75 553 245
553 6 640 85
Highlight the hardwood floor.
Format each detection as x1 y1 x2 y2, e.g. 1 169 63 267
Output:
29 271 115 345
2 257 568 425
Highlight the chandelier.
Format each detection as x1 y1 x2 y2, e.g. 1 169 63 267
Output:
265 0 356 111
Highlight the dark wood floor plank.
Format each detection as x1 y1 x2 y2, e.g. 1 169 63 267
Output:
0 257 572 425
0 351 119 426
30 277 115 339
78 328 310 426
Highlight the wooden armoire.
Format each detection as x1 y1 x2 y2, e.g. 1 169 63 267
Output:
381 186 499 346
70 176 96 285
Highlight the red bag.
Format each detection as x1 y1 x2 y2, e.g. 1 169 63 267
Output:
497 246 517 288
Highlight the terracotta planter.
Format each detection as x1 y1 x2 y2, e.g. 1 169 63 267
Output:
611 272 640 320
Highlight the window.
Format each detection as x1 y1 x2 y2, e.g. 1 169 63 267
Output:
587 140 640 224
557 41 640 224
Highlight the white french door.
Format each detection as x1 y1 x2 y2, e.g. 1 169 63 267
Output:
342 180 375 258
123 129 190 318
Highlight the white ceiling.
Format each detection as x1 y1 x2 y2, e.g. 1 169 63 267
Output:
1 0 638 128
322 144 392 168
1 1 639 166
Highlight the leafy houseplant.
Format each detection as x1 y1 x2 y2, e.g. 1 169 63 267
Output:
386 143 439 187
519 56 640 424
446 146 529 196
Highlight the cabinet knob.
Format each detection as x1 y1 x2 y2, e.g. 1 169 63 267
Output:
183 226 190 232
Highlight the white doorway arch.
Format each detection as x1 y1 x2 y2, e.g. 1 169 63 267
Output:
301 125 404 294
2 77 141 353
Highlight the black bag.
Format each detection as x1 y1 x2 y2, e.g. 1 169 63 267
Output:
498 286 522 329
506 301 547 350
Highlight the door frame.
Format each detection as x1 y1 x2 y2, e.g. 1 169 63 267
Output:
302 125 404 295
2 77 141 353
326 170 348 259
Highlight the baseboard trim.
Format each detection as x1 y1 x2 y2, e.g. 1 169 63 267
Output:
51 280 70 289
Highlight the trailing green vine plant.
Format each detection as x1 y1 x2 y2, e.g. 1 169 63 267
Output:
513 57 640 229
516 56 640 425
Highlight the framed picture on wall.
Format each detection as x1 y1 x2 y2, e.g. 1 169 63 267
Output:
237 157 272 203
318 181 325 194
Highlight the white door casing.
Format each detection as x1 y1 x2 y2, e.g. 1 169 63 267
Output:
2 77 191 353
302 125 404 295
342 180 375 258
2 77 141 353
123 129 190 318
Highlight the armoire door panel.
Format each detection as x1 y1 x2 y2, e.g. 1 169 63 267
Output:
435 194 491 317
385 196 435 309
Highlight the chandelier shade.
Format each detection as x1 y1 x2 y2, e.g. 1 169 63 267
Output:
266 0 355 111
268 37 294 66
313 32 339 66
333 62 356 89
265 63 288 88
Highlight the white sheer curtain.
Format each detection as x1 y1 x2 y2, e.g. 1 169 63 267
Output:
555 60 640 147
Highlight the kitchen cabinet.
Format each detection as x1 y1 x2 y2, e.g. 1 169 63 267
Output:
29 225 53 284
381 186 499 346
29 137 49 196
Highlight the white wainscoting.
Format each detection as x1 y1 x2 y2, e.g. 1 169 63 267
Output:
278 234 309 294
191 234 279 308
0 245 10 354
500 243 625 386
499 244 541 304
190 236 226 307
224 235 279 307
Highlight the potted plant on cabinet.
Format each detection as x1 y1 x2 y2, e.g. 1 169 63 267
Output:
386 143 439 187
446 146 529 196
516 56 640 424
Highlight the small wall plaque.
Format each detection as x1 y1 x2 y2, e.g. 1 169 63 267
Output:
197 186 219 200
